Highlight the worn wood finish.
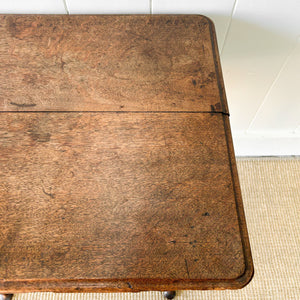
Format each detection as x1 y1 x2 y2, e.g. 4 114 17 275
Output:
0 15 227 113
0 15 253 293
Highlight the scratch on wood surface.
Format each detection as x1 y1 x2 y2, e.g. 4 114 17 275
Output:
42 186 55 199
60 55 66 72
185 259 190 278
10 102 36 107
28 130 51 142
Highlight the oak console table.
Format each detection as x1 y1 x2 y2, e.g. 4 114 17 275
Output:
0 15 253 299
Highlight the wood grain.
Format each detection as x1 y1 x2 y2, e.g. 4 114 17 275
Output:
0 15 253 293
0 112 250 291
0 15 226 113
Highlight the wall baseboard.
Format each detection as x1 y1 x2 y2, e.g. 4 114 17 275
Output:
232 133 300 156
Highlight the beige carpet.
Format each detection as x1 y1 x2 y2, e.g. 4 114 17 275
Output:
12 157 300 300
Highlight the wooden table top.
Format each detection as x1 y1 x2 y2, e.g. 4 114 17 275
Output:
0 15 253 293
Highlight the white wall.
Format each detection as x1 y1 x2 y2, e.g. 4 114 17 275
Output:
1 0 299 156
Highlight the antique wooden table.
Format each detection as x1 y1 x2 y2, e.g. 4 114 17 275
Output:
0 15 253 299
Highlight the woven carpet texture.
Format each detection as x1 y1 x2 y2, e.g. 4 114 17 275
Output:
11 157 300 300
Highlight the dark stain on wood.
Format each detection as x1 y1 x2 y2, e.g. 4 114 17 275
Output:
22 74 38 85
6 16 19 38
126 282 133 289
215 102 222 110
28 130 51 142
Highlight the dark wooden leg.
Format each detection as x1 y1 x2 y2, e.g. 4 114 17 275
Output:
0 295 13 300
164 291 176 299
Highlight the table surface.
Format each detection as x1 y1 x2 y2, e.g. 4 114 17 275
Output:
0 15 253 293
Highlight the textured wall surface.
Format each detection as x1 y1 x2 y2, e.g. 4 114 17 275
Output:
0 0 299 155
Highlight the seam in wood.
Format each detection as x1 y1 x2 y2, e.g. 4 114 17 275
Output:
0 111 230 115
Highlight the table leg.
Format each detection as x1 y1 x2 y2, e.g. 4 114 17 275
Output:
164 291 176 299
0 295 13 300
